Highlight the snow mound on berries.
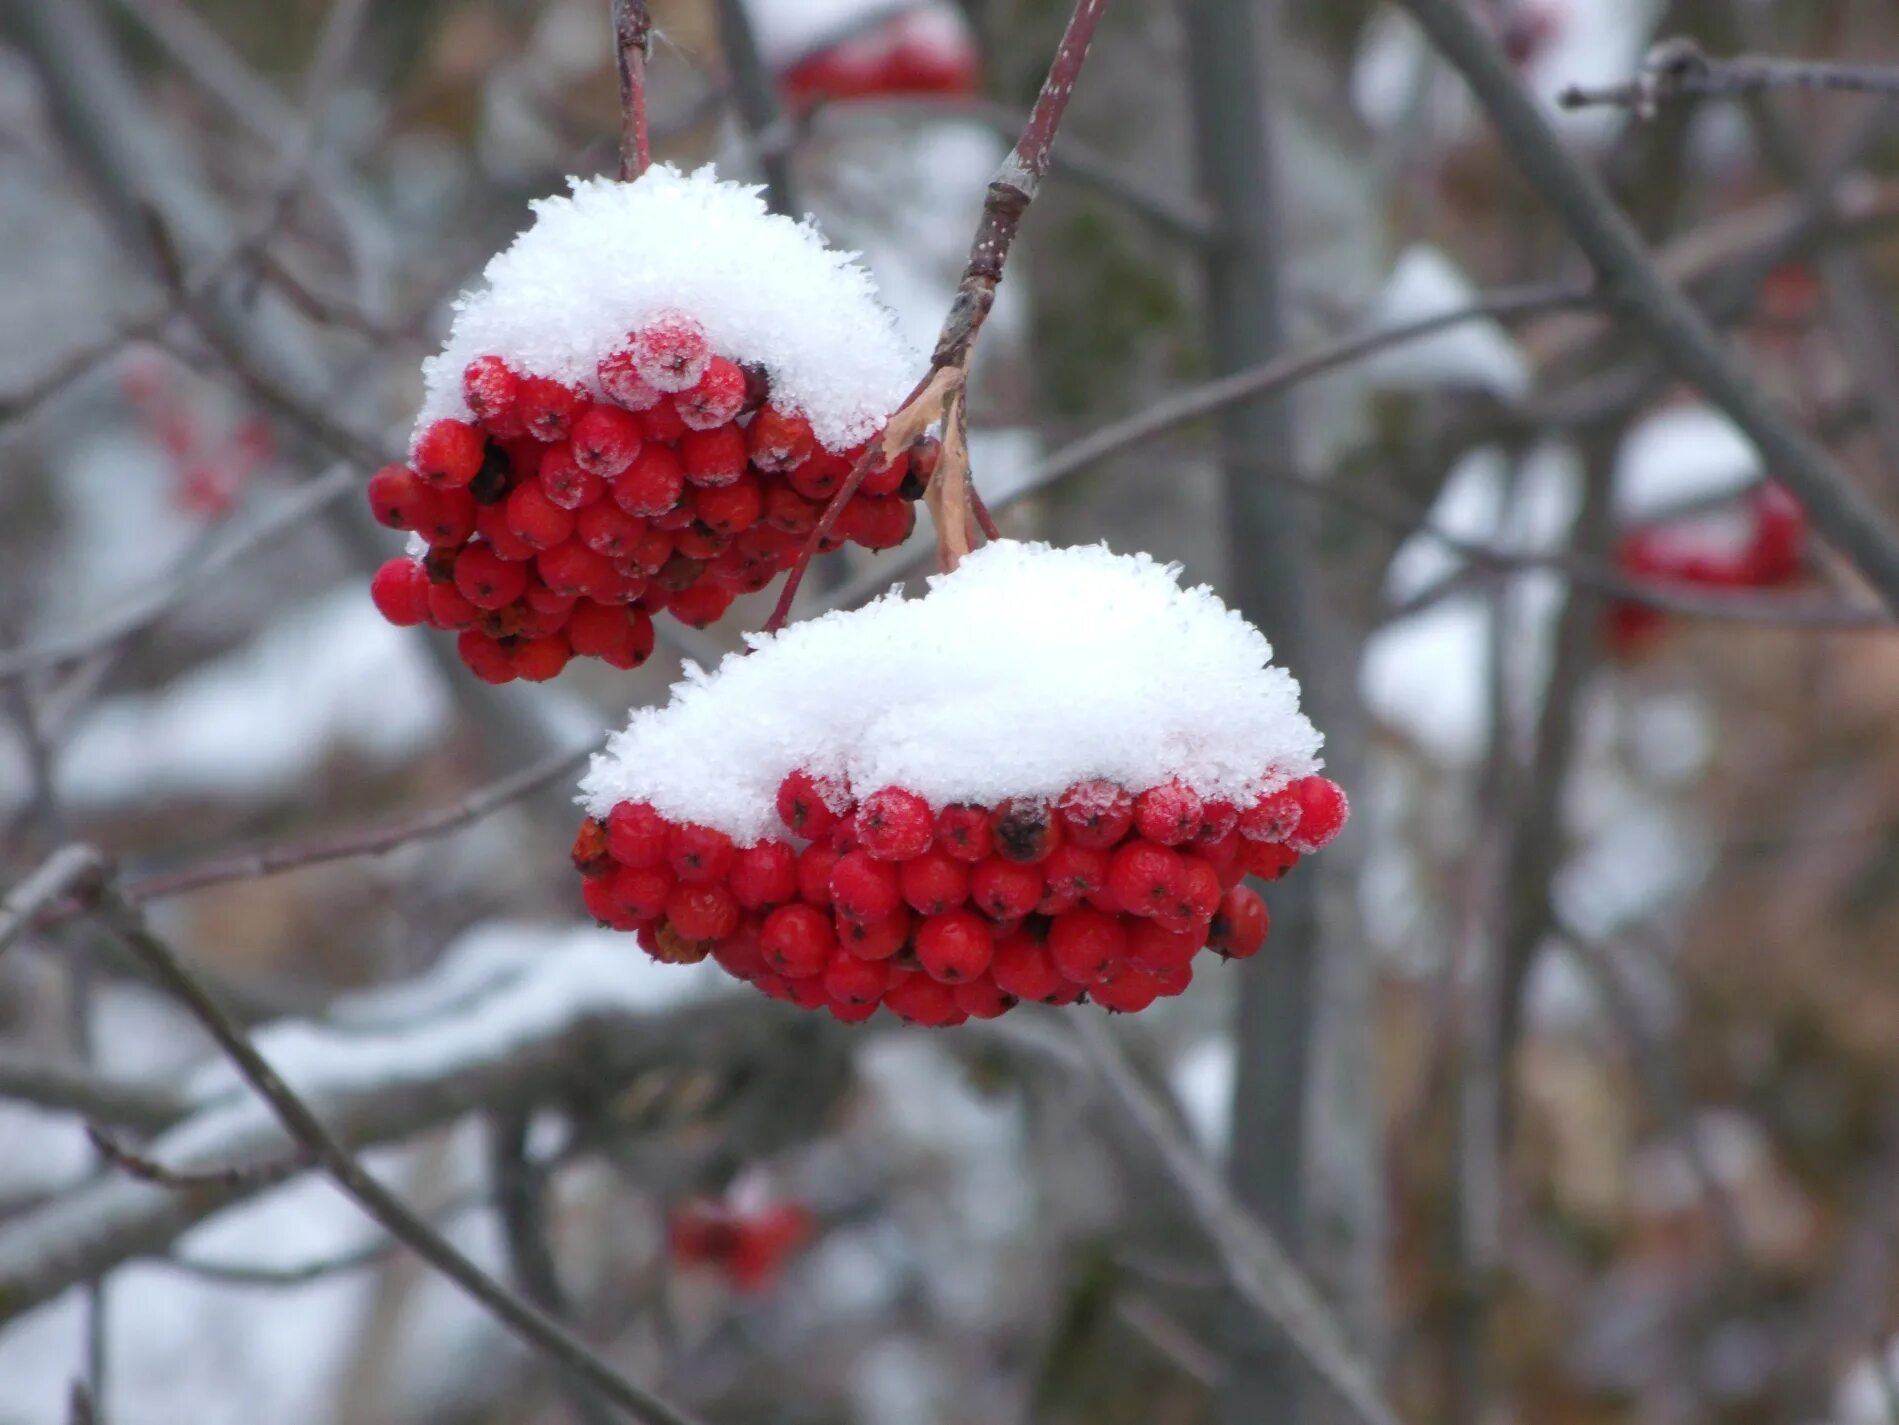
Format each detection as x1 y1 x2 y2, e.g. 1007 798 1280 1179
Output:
581 540 1324 842
416 165 918 452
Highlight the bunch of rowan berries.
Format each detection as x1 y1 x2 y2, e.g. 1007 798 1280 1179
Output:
572 769 1348 1027
668 1198 816 1293
366 309 934 683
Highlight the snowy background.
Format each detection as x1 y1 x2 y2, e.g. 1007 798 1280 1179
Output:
4 1 1899 1423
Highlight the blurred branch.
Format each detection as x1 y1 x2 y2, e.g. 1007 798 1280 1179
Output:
712 0 798 215
1560 39 1899 117
1390 0 1899 616
86 1125 310 1192
613 0 655 181
0 1049 190 1133
1068 1016 1404 1425
0 845 109 959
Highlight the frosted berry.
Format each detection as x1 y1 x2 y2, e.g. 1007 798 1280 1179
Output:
597 344 663 410
632 312 711 392
915 911 994 983
369 559 430 625
748 405 815 472
571 405 644 476
931 804 992 862
1134 779 1203 846
858 787 934 861
777 769 843 839
1240 786 1301 843
414 419 485 488
577 502 647 561
676 357 747 430
1058 780 1135 849
517 376 583 441
1286 777 1349 854
681 425 748 487
669 823 737 884
536 443 605 510
1043 843 1109 900
462 356 518 423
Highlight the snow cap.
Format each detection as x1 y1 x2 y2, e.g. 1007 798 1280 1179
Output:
416 165 919 453
580 540 1325 843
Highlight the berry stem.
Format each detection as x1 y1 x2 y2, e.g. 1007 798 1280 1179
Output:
612 0 654 181
763 0 1111 630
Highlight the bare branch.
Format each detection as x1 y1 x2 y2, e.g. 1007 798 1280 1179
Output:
712 0 798 215
613 0 655 181
0 846 109 959
0 1050 192 1133
87 1125 310 1193
1390 0 1899 616
1560 38 1899 117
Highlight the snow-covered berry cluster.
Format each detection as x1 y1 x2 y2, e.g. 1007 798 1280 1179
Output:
574 768 1346 1026
367 167 920 678
573 540 1346 1027
668 1198 814 1293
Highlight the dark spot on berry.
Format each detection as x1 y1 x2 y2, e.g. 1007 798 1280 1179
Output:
469 439 515 505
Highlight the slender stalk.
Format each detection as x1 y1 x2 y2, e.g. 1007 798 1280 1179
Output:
612 0 653 181
1561 38 1899 115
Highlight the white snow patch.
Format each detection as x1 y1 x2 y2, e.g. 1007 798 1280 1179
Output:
416 166 918 452
1614 404 1762 520
581 540 1324 841
1360 246 1531 398
746 0 968 68
1171 1036 1236 1156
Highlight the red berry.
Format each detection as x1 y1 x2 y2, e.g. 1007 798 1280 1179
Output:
990 933 1063 1002
681 425 748 487
462 356 518 422
1043 843 1109 899
1210 884 1269 958
1058 780 1136 849
1125 919 1201 974
933 804 992 862
1239 786 1301 843
456 629 514 683
898 850 970 915
597 344 663 410
607 802 670 867
503 479 575 550
969 857 1042 921
830 850 902 923
669 823 736 884
512 635 570 682
577 501 648 560
414 419 485 488
1175 856 1223 925
1239 839 1300 881
990 798 1061 864
582 874 633 928
537 442 605 510
748 405 815 472
676 356 747 430
1092 962 1162 1014
567 601 654 668
1106 842 1184 919
731 841 799 910
842 496 914 550
537 539 618 598
631 312 711 392
571 404 644 476
915 910 993 983
1047 908 1125 985
517 376 584 442
761 903 834 978
474 503 534 561
692 475 764 536
712 923 768 980
952 977 1016 1020
777 769 844 840
1286 777 1349 853
667 881 740 941
427 580 479 630
1195 800 1240 846
824 952 890 1005
369 559 430 625
1134 779 1203 846
664 581 735 629
640 397 689 445
415 486 478 548
857 787 934 861
858 450 907 498
796 841 841 906
454 543 529 609
610 862 673 919
838 909 911 961
367 464 431 529
611 445 686 517
884 973 959 1026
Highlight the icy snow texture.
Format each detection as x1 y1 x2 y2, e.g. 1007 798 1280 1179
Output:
581 540 1324 842
415 166 918 453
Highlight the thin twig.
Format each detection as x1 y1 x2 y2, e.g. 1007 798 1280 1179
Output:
87 1125 311 1193
1067 1015 1405 1425
93 890 709 1425
613 0 654 181
712 0 797 216
0 846 110 959
1390 0 1899 617
1560 38 1899 117
0 1049 191 1133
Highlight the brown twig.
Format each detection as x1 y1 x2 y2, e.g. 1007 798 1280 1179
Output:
613 0 654 181
0 846 110 959
87 1125 310 1193
763 0 1112 630
1560 38 1899 117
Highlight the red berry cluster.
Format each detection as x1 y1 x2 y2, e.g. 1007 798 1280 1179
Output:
668 1198 815 1293
1607 483 1807 652
573 770 1348 1027
781 12 981 108
366 311 934 682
